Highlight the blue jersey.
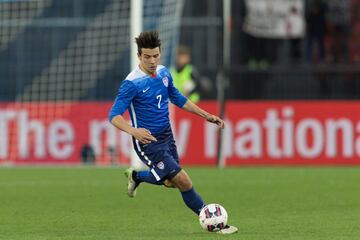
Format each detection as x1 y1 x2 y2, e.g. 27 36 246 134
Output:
109 65 188 135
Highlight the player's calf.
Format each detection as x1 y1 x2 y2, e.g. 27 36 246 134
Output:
169 169 193 191
169 170 204 215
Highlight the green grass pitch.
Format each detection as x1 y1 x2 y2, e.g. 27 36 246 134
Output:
0 166 359 240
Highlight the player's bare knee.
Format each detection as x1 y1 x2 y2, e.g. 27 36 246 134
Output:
163 179 175 188
170 170 193 191
178 178 192 191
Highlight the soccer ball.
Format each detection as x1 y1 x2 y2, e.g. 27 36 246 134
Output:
199 203 228 232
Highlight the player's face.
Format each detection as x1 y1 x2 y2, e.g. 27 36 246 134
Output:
138 47 161 75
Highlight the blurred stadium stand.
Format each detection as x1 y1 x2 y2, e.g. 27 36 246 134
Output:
180 0 360 100
0 0 127 101
0 0 359 101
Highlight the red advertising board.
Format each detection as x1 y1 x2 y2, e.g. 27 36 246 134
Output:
1 101 360 166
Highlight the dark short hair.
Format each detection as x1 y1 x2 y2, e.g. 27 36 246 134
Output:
135 30 161 55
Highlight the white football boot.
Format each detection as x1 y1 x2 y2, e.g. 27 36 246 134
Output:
216 225 238 234
124 168 139 198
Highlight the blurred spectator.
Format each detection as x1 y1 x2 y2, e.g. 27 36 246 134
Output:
289 38 303 64
241 0 278 69
107 146 117 165
326 0 351 63
80 144 95 165
289 3 305 64
305 0 328 63
244 36 279 70
241 0 305 68
350 0 360 63
170 46 204 103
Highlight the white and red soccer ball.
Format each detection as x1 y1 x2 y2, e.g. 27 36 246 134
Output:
199 203 228 232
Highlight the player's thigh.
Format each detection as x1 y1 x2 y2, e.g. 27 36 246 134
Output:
170 169 193 191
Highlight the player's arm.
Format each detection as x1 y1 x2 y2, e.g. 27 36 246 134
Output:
111 115 157 144
182 100 225 129
168 72 225 128
167 71 224 129
109 80 156 144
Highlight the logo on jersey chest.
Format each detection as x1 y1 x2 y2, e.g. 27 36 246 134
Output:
142 87 150 93
162 77 168 87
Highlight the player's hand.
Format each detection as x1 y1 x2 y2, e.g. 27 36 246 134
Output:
206 114 225 129
130 128 157 144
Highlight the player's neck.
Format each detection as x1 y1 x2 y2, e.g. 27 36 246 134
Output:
139 64 157 78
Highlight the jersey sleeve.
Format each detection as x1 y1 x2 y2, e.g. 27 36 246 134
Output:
168 72 188 108
108 80 137 122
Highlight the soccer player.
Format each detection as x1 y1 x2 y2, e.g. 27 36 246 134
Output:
109 30 237 234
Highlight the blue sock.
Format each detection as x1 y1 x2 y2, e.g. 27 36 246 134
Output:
181 187 205 215
136 171 163 185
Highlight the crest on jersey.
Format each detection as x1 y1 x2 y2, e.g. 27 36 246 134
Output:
162 77 169 87
157 161 165 170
